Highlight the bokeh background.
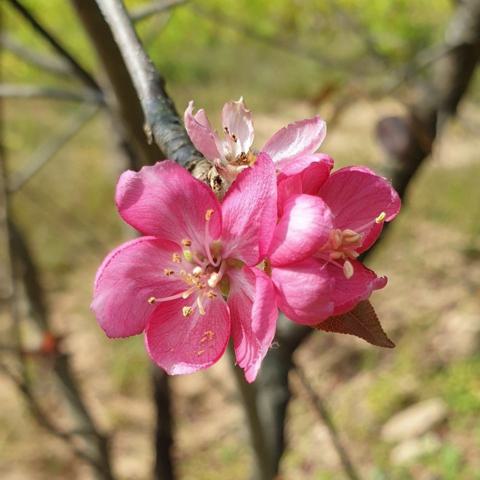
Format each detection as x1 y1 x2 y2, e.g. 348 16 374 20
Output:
2 0 480 479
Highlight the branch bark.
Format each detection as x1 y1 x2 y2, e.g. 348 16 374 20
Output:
93 0 202 167
71 0 164 168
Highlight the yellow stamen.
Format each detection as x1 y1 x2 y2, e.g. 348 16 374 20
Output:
172 253 181 263
182 306 193 317
207 272 219 288
205 209 214 221
181 239 192 247
163 268 174 276
343 260 354 279
207 290 217 299
375 211 386 224
147 296 157 305
192 266 203 277
183 249 193 262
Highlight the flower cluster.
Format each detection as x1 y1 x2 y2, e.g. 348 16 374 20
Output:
92 98 400 382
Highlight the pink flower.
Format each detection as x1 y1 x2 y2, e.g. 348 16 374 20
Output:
184 97 330 186
91 154 278 383
269 166 401 325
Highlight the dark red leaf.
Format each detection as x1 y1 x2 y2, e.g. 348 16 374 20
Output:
314 300 395 348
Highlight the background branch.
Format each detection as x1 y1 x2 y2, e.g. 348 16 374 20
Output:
6 0 101 92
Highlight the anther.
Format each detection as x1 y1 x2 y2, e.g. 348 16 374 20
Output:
192 266 203 276
375 211 386 224
147 296 157 305
207 290 217 299
205 209 214 221
172 253 181 263
181 239 192 247
207 272 219 288
343 260 354 279
182 306 193 317
163 268 174 276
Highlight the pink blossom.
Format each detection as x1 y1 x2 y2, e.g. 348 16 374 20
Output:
91 154 278 382
184 98 330 185
269 166 401 325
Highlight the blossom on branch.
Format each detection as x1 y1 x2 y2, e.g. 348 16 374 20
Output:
92 97 401 381
184 97 328 186
92 154 278 382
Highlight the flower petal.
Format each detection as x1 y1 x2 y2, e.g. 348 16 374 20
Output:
116 161 222 250
277 154 333 214
277 153 333 191
228 266 278 383
326 259 388 316
271 258 334 325
269 194 333 267
184 101 220 160
262 116 326 167
92 237 186 338
221 97 254 153
221 153 277 265
318 166 401 252
145 295 230 375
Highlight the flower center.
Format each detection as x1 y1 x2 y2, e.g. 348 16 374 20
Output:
147 209 226 316
319 211 386 279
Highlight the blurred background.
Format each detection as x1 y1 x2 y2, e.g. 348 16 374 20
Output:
1 0 480 479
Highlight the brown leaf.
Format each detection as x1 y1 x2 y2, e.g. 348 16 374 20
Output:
314 300 395 348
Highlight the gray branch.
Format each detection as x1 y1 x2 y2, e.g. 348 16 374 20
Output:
0 84 103 103
94 0 202 167
6 0 101 92
0 33 74 78
130 0 187 23
8 107 99 193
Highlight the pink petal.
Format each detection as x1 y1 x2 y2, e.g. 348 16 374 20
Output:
271 258 334 325
221 97 254 153
262 116 326 167
326 259 388 316
145 296 230 375
277 154 333 215
92 237 186 338
116 161 222 250
221 153 277 265
184 101 220 160
269 194 333 267
277 153 333 190
228 266 278 383
318 166 401 252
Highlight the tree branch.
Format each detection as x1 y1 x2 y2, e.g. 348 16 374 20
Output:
6 0 101 92
8 106 99 193
0 33 74 77
0 84 103 103
130 0 187 23
294 363 362 480
94 0 202 167
71 0 164 168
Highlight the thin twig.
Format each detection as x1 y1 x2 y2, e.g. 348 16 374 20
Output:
228 346 273 480
95 0 202 166
294 363 362 480
0 362 104 470
8 106 99 192
6 0 101 92
130 0 187 23
0 84 103 103
0 33 74 77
